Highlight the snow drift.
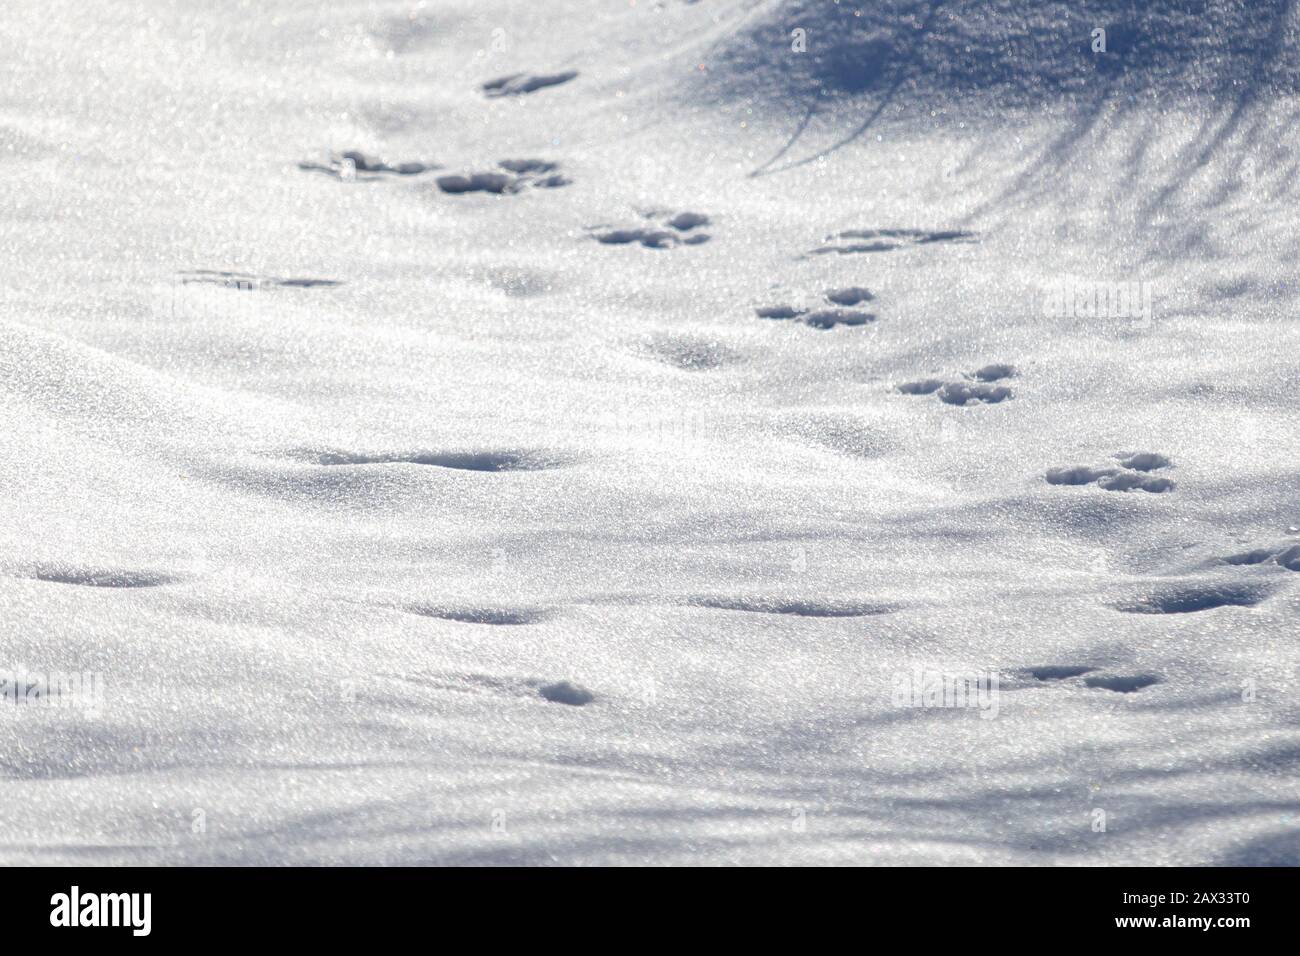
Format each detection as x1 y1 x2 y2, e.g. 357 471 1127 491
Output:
0 0 1297 865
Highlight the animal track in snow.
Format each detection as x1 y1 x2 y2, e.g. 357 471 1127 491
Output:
401 671 594 706
824 286 875 306
298 150 438 180
1021 665 1097 681
756 285 877 329
1114 452 1171 471
1224 543 1300 571
1083 674 1161 693
754 305 804 319
1010 665 1157 693
179 270 342 290
589 209 711 249
538 681 595 706
896 378 945 395
664 211 709 230
482 70 578 97
970 363 1016 382
13 564 177 588
436 159 569 195
1112 581 1271 614
933 381 1012 405
690 597 897 617
810 228 977 256
897 364 1015 405
797 308 875 329
289 449 563 472
1046 451 1174 493
759 306 875 330
1224 548 1279 566
406 605 551 626
1098 472 1176 492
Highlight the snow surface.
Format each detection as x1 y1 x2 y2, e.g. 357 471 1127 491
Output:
1 0 1298 865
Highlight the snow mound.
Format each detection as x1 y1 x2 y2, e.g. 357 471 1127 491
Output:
696 0 1300 112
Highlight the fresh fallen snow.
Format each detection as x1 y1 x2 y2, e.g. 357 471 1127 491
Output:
1 0 1298 865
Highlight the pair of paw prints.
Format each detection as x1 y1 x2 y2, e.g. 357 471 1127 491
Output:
298 150 438 180
756 286 876 329
1111 580 1271 615
1223 542 1300 572
898 364 1015 404
1012 666 1159 693
589 209 710 248
1046 452 1174 493
178 270 341 290
437 159 569 195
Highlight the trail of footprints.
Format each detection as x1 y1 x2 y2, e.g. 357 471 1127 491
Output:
0 557 1209 705
273 76 1283 700
377 592 905 708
